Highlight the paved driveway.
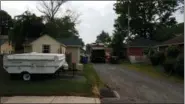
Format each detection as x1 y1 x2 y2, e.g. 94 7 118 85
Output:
93 64 184 103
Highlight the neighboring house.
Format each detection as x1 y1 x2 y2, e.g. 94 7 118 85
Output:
155 35 184 52
0 35 14 54
24 34 83 64
126 37 158 63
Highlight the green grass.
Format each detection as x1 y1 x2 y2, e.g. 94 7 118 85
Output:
0 78 92 96
121 61 184 83
0 64 103 96
83 64 104 89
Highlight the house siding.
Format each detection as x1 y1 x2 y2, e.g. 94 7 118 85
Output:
127 47 143 56
66 46 80 63
0 41 14 54
127 47 149 63
28 35 65 53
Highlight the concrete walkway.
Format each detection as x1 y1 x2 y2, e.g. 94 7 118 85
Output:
1 96 100 103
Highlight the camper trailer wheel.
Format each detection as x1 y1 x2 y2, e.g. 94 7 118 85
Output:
22 72 31 81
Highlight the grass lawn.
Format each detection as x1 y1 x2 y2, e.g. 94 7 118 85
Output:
83 64 104 89
121 61 184 83
0 64 102 97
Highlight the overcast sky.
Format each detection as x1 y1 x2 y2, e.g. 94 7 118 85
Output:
2 1 184 44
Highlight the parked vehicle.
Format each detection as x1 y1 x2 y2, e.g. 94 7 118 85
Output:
91 49 106 63
3 52 68 81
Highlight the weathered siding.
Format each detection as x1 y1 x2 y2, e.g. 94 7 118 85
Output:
30 35 65 53
128 55 149 63
127 47 150 63
0 41 14 54
66 46 80 63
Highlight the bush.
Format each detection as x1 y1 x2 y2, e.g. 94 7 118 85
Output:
144 47 155 56
163 58 176 74
166 45 180 58
150 54 159 65
174 54 184 77
156 51 165 64
149 51 165 66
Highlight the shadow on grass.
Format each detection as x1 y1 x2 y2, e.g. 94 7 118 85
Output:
0 67 93 97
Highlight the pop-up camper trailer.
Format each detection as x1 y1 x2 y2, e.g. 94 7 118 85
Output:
3 52 68 81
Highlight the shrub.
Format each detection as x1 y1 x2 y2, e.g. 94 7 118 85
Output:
150 54 159 65
163 58 176 74
144 47 155 56
156 51 165 64
166 45 180 58
149 51 165 66
174 54 184 77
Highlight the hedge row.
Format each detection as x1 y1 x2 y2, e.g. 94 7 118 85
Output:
146 46 183 77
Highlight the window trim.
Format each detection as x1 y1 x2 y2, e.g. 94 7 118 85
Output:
42 44 50 53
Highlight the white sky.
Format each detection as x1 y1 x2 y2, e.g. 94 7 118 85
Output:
1 1 184 44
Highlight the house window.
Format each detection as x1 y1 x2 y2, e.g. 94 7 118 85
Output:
42 45 50 53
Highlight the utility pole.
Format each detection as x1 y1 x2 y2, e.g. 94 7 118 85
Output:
128 0 130 37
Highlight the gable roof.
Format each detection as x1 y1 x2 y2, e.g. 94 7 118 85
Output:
24 35 66 47
24 35 82 47
127 37 159 47
56 36 82 47
157 35 184 46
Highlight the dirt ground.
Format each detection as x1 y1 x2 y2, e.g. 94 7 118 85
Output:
93 64 184 103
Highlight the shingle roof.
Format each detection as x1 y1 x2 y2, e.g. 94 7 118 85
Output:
56 36 82 46
127 37 159 47
24 35 82 47
158 35 184 46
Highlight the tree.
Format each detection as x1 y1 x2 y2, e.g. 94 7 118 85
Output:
178 0 184 13
113 0 179 41
111 30 126 58
37 0 67 22
9 11 45 51
85 44 91 54
0 10 13 35
44 15 79 38
96 30 111 46
153 22 184 41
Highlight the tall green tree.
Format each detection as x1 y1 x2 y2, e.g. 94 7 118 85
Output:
113 0 179 41
9 11 45 51
0 10 13 35
44 15 78 38
96 30 111 46
154 22 184 41
112 0 180 57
